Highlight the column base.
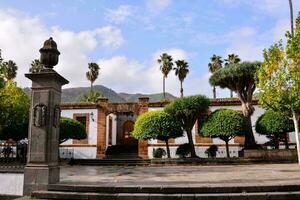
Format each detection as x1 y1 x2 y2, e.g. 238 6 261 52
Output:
23 164 59 195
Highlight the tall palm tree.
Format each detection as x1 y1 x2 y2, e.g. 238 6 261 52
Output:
174 60 189 97
29 59 43 73
225 54 241 97
2 60 17 81
208 54 223 99
86 62 100 92
289 0 294 37
157 53 173 100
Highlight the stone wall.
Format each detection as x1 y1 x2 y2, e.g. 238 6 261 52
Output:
244 149 298 160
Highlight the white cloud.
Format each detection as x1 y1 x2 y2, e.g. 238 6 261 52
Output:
0 9 124 88
105 5 134 24
146 0 172 14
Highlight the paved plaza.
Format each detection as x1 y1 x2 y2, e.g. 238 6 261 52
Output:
60 163 300 187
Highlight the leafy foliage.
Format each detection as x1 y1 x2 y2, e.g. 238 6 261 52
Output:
0 82 30 141
175 143 191 158
60 117 87 144
224 54 241 66
165 95 210 157
86 62 100 91
29 59 44 73
201 109 248 157
208 54 223 99
256 12 300 158
205 145 218 158
132 110 183 158
80 90 103 103
152 148 166 158
174 60 189 97
256 110 294 149
1 60 18 81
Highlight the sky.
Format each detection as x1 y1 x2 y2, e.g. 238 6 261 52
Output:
0 0 299 98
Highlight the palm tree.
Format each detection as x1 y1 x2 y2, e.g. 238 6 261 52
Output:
289 0 294 37
224 54 241 97
174 60 189 97
86 62 100 92
2 60 17 81
208 54 223 99
157 53 173 100
29 59 43 73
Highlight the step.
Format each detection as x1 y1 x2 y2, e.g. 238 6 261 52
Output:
70 159 151 166
47 184 300 194
32 190 300 200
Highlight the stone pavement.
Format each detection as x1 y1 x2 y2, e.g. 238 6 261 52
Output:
60 163 300 187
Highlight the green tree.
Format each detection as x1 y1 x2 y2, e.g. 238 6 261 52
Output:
60 117 87 144
255 110 294 149
86 62 100 92
29 59 43 73
201 109 248 158
174 60 189 97
0 82 30 141
257 13 300 162
1 60 18 81
224 54 241 98
208 55 223 99
158 53 174 100
165 95 210 157
80 91 103 103
210 61 260 149
132 110 183 158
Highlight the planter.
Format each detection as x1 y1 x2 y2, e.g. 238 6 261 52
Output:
244 149 298 160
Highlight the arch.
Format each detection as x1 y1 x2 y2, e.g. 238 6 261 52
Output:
122 120 137 146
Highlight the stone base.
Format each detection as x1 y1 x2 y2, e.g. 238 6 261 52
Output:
23 164 59 195
244 149 298 159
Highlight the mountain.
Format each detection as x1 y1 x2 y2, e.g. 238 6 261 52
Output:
23 85 176 103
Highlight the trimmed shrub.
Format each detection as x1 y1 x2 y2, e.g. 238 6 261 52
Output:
205 145 218 158
176 143 191 158
153 148 166 158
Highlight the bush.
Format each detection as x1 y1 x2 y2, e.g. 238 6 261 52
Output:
153 148 166 158
176 143 191 158
205 145 218 158
60 117 87 144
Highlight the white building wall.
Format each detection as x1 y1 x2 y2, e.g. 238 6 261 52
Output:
60 108 99 159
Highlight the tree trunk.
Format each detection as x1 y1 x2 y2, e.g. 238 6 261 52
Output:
90 81 93 93
180 81 183 98
186 129 197 158
163 76 166 100
230 90 233 98
213 86 216 99
240 101 257 149
289 0 294 37
284 133 290 149
165 139 171 158
225 140 230 158
292 110 300 164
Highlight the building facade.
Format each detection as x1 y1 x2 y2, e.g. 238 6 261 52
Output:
60 97 296 159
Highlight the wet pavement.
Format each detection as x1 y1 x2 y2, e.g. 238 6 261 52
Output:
60 163 300 187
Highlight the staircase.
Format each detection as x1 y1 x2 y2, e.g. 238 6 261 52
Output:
32 184 300 199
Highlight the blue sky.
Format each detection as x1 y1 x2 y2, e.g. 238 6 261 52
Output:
0 0 299 98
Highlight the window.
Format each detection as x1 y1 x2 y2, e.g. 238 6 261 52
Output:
73 113 89 144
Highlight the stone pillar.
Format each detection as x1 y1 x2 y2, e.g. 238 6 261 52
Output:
137 97 149 159
96 97 108 158
23 38 69 195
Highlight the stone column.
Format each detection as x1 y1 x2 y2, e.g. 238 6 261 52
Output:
23 38 69 195
137 97 149 159
96 97 108 158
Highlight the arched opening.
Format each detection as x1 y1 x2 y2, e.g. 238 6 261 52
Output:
122 120 137 146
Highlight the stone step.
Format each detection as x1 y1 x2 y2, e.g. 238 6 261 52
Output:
31 190 300 200
70 159 151 166
47 184 300 194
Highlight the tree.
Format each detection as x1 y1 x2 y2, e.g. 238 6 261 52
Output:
165 95 210 157
1 60 18 81
86 62 100 92
201 109 248 158
60 117 87 144
80 90 103 103
174 60 189 97
0 82 30 141
132 110 183 158
29 59 44 73
208 54 223 99
255 110 294 149
256 12 300 162
224 54 241 98
158 53 173 100
210 61 260 149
